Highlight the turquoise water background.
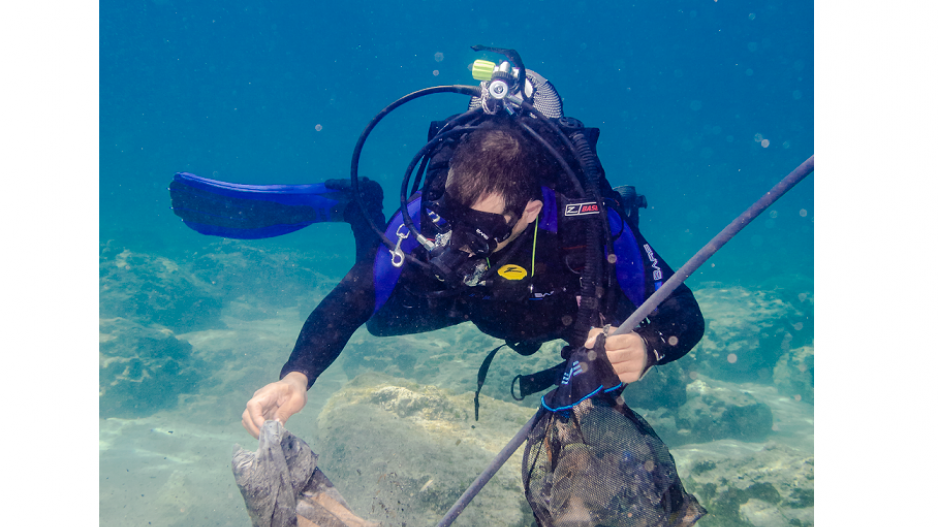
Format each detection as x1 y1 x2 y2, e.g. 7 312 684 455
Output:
101 0 813 288
99 1 814 526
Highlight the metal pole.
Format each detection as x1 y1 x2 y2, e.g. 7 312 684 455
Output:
613 155 814 336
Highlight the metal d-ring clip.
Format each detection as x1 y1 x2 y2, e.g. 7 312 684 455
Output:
391 223 410 268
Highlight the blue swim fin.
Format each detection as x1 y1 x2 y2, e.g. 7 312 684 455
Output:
169 172 377 240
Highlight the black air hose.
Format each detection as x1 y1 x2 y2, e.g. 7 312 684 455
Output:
568 130 614 343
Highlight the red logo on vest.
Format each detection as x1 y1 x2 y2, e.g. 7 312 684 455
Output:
564 202 601 216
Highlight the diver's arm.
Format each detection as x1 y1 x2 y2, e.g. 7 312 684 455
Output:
280 257 377 389
616 227 705 367
242 258 377 438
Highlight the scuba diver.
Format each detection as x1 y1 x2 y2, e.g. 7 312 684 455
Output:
171 46 707 526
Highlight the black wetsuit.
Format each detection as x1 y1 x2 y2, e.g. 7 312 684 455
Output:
281 187 704 390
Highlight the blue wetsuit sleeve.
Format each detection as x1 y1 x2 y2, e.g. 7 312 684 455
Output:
280 257 376 389
610 217 704 366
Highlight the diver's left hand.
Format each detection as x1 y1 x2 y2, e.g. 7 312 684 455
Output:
584 326 648 384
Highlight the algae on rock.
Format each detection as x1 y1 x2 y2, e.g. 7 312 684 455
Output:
315 373 537 527
673 442 813 527
773 345 814 404
99 317 207 418
691 286 813 385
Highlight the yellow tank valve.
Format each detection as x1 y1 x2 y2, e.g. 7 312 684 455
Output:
471 60 497 81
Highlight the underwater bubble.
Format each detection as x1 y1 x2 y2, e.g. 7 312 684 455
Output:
644 460 656 472
772 423 780 432
754 133 763 142
793 90 803 100
690 100 702 111
798 293 808 302
434 52 444 62
793 322 804 331
769 210 779 219
562 315 573 326
799 209 808 217
432 70 439 77
727 353 738 364
761 139 770 148
726 135 734 143
794 394 802 402
749 13 757 21
315 124 322 131
783 140 791 149
712 125 722 134
607 254 617 264
798 363 808 373
689 371 699 380
668 336 678 346
748 42 758 52
746 68 754 76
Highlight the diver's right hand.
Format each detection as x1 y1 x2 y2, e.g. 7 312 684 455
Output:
241 372 309 439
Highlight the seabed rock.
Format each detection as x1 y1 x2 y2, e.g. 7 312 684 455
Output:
673 442 813 527
99 245 224 332
676 377 774 445
315 373 536 527
620 359 691 412
773 345 814 405
691 286 813 384
99 317 207 418
185 239 325 315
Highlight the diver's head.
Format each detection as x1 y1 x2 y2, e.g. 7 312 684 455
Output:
427 123 545 286
445 121 545 221
444 122 545 253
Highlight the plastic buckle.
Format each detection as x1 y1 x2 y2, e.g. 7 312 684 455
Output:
511 375 525 401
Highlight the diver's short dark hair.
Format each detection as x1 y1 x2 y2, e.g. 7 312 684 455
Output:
447 122 546 220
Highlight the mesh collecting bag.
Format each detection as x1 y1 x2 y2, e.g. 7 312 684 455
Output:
522 335 707 527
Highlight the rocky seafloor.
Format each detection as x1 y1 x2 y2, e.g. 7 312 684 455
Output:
99 240 813 527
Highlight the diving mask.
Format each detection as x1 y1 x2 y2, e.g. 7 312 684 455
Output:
426 192 517 286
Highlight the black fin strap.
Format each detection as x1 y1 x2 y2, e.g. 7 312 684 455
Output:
474 344 507 421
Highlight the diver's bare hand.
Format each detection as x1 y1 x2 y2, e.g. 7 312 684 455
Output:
584 326 649 384
241 372 308 439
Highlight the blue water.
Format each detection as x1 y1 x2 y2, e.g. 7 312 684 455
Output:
100 1 813 525
101 0 812 287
